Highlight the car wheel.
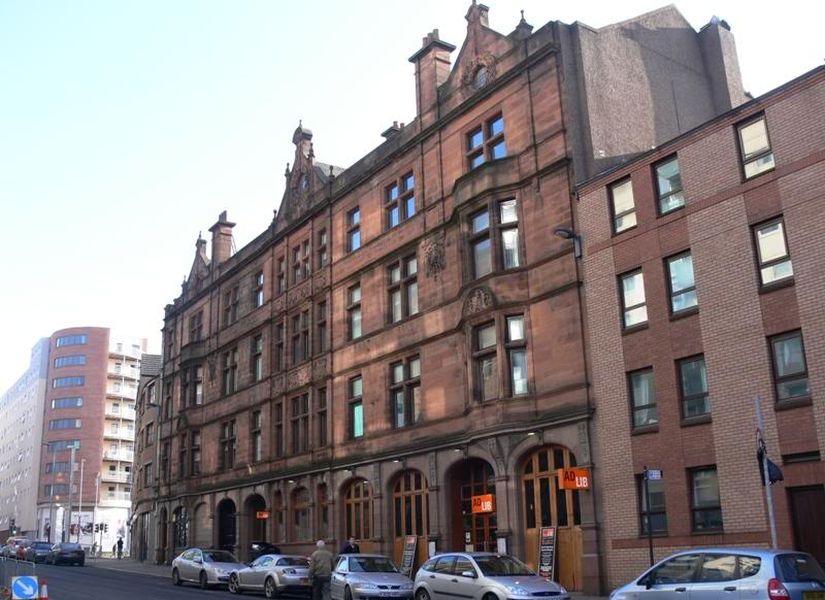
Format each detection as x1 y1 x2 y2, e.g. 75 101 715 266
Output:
483 593 498 600
416 589 431 600
199 571 209 590
344 586 353 600
172 568 182 586
264 577 278 599
229 574 243 594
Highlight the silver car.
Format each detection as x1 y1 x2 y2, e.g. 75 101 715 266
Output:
171 547 247 589
332 554 414 600
229 554 311 598
609 547 825 600
414 552 569 600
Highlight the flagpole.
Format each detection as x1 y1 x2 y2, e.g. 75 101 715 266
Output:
755 395 777 548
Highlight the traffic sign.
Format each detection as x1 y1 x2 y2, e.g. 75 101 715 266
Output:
11 576 38 600
646 469 663 481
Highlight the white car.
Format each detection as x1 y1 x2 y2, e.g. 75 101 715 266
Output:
171 547 246 589
331 554 414 600
229 554 311 598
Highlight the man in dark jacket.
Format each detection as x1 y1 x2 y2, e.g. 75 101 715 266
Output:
339 537 360 554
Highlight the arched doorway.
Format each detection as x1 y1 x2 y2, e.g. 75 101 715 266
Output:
157 508 168 564
448 458 496 552
317 484 329 541
272 491 285 544
291 488 311 542
244 494 267 560
172 506 189 554
391 470 428 571
217 498 237 553
343 478 374 552
521 445 582 591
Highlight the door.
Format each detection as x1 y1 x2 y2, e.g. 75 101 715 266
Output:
636 553 701 600
450 556 480 600
789 486 825 565
429 556 457 600
690 553 740 600
331 556 349 600
248 556 272 588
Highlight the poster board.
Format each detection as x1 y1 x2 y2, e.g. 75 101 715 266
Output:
537 526 557 580
399 535 418 577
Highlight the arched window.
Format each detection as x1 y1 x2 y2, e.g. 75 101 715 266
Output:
392 470 428 538
272 491 284 544
173 506 189 549
344 479 372 540
317 483 329 540
291 487 311 541
522 446 581 529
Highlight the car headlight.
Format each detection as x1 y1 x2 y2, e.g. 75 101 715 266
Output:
354 582 377 590
215 568 227 576
503 585 530 596
400 583 413 590
609 593 627 600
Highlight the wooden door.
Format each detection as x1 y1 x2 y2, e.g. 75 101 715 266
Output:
392 470 429 572
789 486 825 565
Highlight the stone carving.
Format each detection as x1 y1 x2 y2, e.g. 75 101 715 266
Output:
273 295 286 314
287 281 311 309
272 375 284 397
312 357 328 380
578 422 590 462
428 452 437 488
463 286 495 316
176 412 189 432
286 364 311 391
313 269 329 290
423 232 446 277
487 437 505 473
207 354 217 382
461 52 498 89
372 463 381 495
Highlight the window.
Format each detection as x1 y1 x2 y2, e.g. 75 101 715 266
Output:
474 322 498 401
610 179 636 233
385 173 416 229
292 488 311 541
697 554 738 582
273 402 284 458
291 311 310 364
190 431 201 475
467 114 506 170
317 229 328 268
667 253 698 313
253 271 265 308
391 356 421 428
679 355 710 418
754 219 793 285
54 355 86 368
317 388 328 447
275 322 285 373
56 334 87 347
45 484 70 496
347 284 362 340
349 376 364 439
53 376 84 388
316 301 327 353
222 349 238 395
192 365 203 405
302 240 310 279
143 463 153 486
738 115 775 179
165 329 174 357
277 258 286 294
347 207 361 252
769 331 810 401
655 156 685 214
629 369 657 428
387 256 418 323
291 246 301 284
219 420 236 470
251 410 262 462
506 315 528 396
649 554 702 585
47 440 80 452
179 434 187 478
189 311 203 343
638 475 667 535
690 467 722 531
52 397 83 409
251 335 264 382
45 461 71 474
223 285 239 327
469 198 520 279
145 423 155 445
344 479 373 540
160 441 170 481
620 270 647 328
163 382 173 420
291 394 310 454
49 418 81 430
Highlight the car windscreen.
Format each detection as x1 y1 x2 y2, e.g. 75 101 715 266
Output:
775 554 825 583
32 543 52 550
474 555 535 577
203 550 238 563
280 557 310 567
61 543 82 550
349 557 399 573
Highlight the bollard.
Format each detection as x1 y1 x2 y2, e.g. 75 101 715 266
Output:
39 578 48 600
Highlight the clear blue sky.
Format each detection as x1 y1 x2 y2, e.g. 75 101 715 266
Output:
1 0 822 390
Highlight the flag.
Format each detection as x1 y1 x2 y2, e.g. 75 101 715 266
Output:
757 428 784 486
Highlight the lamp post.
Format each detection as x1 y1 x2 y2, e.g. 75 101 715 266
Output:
65 443 77 542
43 442 57 543
77 458 86 543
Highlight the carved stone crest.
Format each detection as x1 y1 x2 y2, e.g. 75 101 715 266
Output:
461 52 498 89
273 295 286 314
423 232 446 277
463 286 495 316
286 364 311 391
287 281 311 309
313 269 329 290
312 357 328 381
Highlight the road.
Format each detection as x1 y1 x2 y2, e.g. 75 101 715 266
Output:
17 563 229 600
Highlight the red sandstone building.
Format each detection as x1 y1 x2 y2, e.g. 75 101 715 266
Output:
579 66 825 587
138 4 754 593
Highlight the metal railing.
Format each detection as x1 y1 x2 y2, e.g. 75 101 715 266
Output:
0 557 37 590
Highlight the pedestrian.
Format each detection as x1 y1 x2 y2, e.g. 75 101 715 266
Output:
116 536 124 560
339 537 360 555
308 540 333 600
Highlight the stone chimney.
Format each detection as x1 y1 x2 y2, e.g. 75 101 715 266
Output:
409 29 455 128
209 211 235 266
698 16 748 112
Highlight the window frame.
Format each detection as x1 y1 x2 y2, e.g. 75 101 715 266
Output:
768 330 810 404
253 271 265 308
317 229 328 268
251 334 264 382
678 355 710 420
316 387 328 448
290 393 310 455
349 376 364 440
316 301 328 354
653 155 685 215
274 320 285 373
468 198 521 280
637 474 668 536
222 348 239 396
223 285 240 327
390 356 422 429
277 257 286 294
609 177 637 234
291 310 310 365
666 252 698 315
219 419 237 471
473 321 498 402
752 217 793 287
347 207 361 252
505 315 528 396
273 401 284 458
466 113 506 171
628 368 658 429
385 172 416 230
736 113 775 180
689 466 723 532
347 284 362 341
387 255 419 324
619 269 647 330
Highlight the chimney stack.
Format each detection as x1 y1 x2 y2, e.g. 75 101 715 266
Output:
209 210 236 266
409 29 455 128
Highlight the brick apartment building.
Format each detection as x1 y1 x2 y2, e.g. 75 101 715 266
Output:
140 4 750 593
578 66 825 587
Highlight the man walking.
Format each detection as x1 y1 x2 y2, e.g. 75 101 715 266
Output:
339 537 360 554
309 540 333 600
116 536 124 559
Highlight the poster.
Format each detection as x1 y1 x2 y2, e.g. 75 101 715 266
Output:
537 526 557 580
399 535 418 577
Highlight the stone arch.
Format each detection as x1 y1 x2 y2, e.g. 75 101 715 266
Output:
341 477 373 543
443 456 497 552
192 502 210 548
388 469 429 571
216 498 237 553
291 487 311 542
172 505 190 552
241 493 267 560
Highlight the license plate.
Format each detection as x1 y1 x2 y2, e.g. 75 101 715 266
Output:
301 578 309 584
803 593 825 600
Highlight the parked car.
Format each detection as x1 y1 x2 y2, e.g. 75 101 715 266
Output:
24 541 53 563
414 552 569 600
1 537 30 559
331 554 414 600
249 541 282 561
229 554 311 598
171 548 247 589
609 548 825 600
47 542 85 566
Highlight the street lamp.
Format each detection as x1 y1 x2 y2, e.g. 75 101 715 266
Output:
553 226 582 258
42 442 57 543
77 458 86 543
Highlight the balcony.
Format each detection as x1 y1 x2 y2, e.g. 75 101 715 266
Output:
106 385 137 400
102 450 134 462
104 406 137 421
180 340 207 364
98 490 132 507
100 471 132 484
109 344 142 360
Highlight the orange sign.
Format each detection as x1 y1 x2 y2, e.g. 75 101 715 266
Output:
256 511 271 519
557 467 591 490
471 494 496 513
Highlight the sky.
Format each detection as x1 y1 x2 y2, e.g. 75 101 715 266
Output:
0 0 822 391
